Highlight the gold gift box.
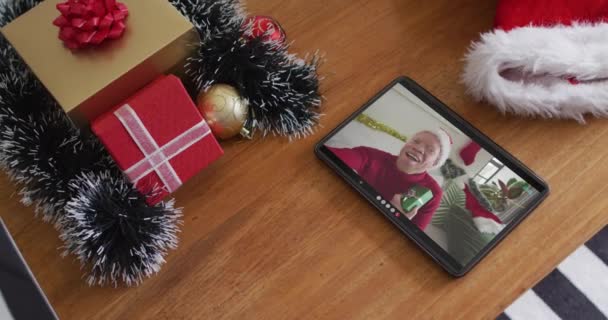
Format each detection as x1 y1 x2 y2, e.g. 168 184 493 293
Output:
1 0 200 126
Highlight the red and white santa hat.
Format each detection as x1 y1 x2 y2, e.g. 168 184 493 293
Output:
463 0 608 122
464 185 505 234
429 128 453 170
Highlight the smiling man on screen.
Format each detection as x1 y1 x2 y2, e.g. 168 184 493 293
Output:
327 130 451 230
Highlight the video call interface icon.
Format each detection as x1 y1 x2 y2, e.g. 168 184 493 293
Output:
376 195 397 215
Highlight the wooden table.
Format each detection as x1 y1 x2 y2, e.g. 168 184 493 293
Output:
2 0 607 319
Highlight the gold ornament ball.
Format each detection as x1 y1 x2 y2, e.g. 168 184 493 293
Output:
197 84 249 140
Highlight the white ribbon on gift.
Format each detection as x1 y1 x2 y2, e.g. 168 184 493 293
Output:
114 104 211 193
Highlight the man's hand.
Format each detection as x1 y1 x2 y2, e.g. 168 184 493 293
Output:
390 194 420 220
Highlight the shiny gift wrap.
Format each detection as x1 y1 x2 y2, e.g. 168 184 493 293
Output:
92 75 224 205
1 0 199 126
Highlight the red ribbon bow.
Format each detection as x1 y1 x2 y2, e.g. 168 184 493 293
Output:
53 0 129 50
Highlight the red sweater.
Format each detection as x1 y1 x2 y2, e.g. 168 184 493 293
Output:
327 146 442 230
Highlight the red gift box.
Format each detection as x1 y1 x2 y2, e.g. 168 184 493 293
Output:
92 75 223 205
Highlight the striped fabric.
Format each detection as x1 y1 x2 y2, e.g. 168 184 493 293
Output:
499 226 608 320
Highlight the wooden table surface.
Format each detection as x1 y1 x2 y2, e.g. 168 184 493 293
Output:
2 0 608 319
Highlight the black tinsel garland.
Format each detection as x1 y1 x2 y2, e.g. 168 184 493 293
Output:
180 0 322 138
169 0 244 41
0 0 39 26
0 0 322 286
0 0 184 287
186 32 322 137
0 58 183 288
61 171 182 286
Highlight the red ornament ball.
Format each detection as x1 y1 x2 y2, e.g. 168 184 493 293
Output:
242 16 286 44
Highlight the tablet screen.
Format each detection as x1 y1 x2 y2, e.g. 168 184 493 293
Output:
321 81 545 268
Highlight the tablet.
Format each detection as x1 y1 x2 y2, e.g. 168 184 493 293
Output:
315 76 549 276
0 219 58 320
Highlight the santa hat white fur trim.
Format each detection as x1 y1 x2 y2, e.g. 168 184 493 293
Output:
463 23 608 122
429 129 451 170
473 216 505 235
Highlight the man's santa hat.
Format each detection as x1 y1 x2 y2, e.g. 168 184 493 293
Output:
463 0 608 122
429 129 452 170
